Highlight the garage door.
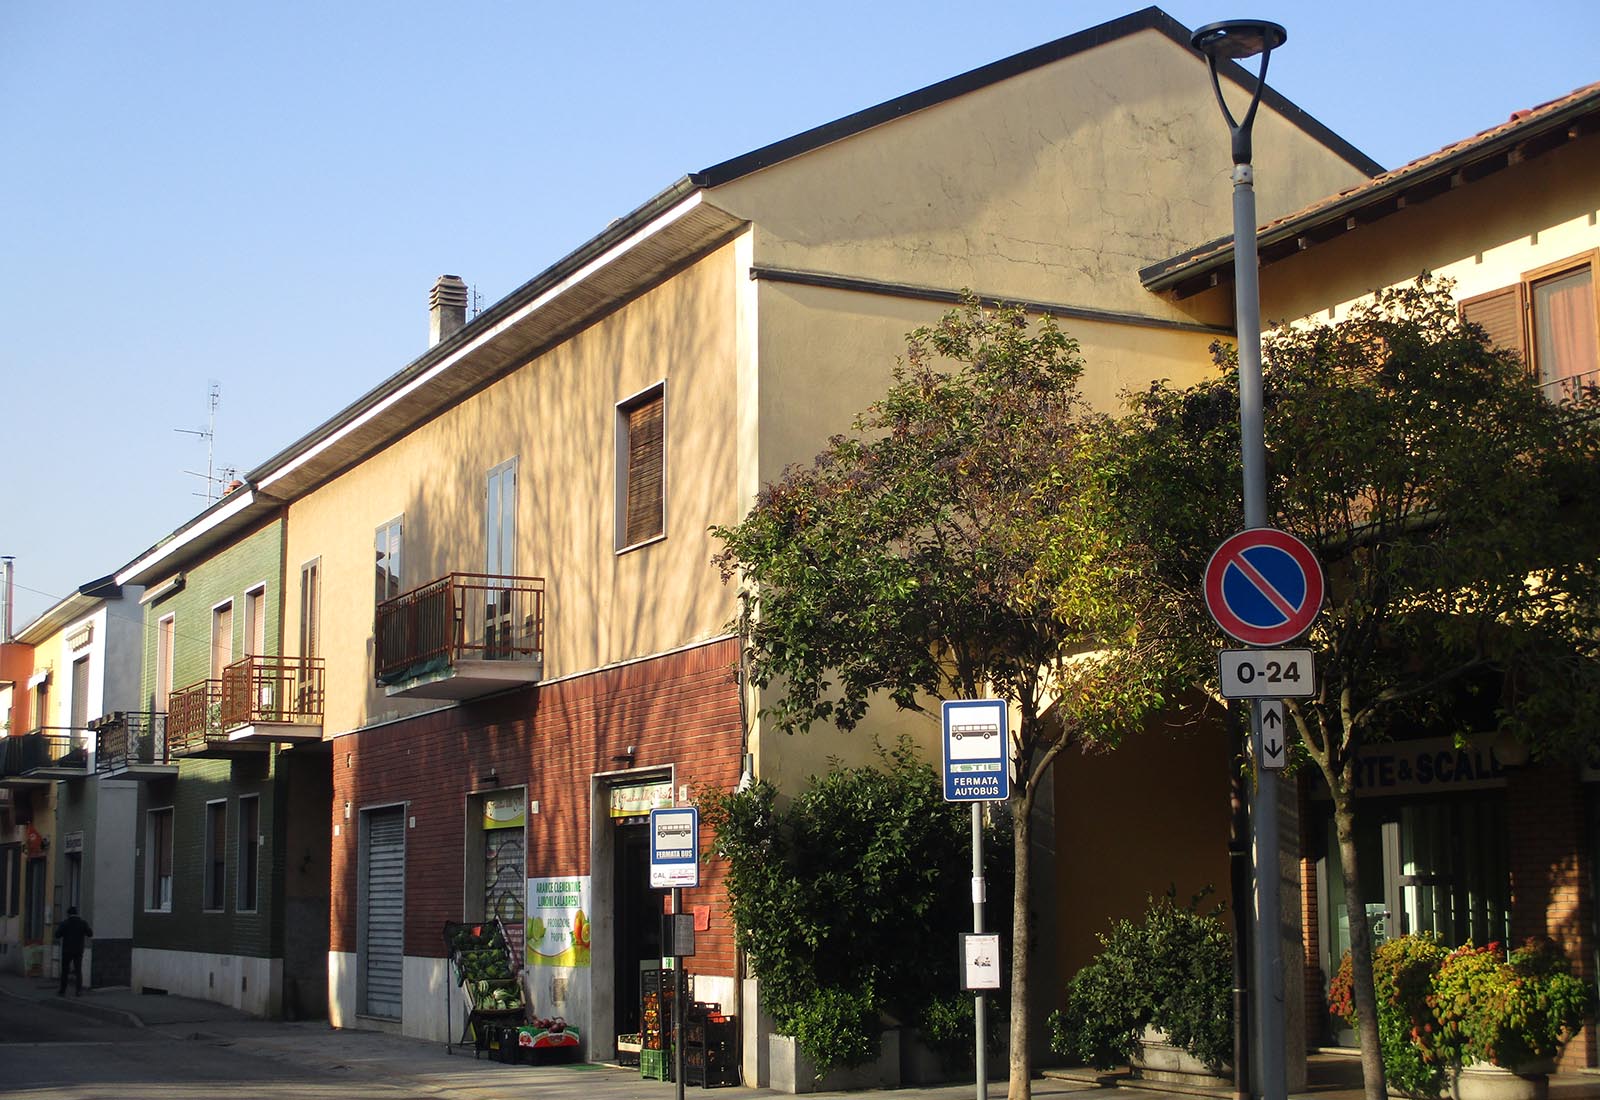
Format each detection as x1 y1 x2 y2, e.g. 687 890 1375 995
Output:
363 807 405 1018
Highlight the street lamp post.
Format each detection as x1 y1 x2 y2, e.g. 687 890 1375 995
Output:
1191 19 1288 1100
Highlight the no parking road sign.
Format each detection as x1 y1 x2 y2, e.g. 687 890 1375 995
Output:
1204 528 1325 646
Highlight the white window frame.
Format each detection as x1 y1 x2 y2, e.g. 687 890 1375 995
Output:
156 614 175 712
374 517 404 607
210 597 235 681
145 806 175 913
614 381 667 552
485 460 517 577
243 583 268 657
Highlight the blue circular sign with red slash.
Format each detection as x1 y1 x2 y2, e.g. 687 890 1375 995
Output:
1204 528 1325 646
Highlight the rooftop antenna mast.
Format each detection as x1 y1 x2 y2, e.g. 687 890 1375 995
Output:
175 382 236 504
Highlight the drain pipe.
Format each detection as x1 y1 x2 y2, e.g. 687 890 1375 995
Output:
3 556 14 642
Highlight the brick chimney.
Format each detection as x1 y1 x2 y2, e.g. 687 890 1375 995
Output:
429 275 469 347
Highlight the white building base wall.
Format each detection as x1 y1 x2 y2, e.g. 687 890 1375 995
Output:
402 955 450 1042
329 951 455 1042
328 950 357 1028
132 947 282 1017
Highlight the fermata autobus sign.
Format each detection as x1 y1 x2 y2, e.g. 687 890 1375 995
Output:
942 699 1009 802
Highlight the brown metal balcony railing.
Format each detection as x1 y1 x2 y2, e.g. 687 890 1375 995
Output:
219 655 324 728
166 678 222 757
1539 366 1600 405
90 711 169 774
0 729 90 779
375 572 545 685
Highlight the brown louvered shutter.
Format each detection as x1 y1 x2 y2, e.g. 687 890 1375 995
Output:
1460 285 1528 364
625 393 665 546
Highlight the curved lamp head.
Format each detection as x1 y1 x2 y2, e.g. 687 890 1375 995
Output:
1191 19 1288 165
1191 19 1286 61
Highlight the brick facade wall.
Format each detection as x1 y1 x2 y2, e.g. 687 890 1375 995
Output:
330 638 743 979
1299 777 1324 1042
1507 763 1594 1069
1298 764 1596 1068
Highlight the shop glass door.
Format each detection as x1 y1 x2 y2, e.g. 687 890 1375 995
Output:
1319 793 1509 1043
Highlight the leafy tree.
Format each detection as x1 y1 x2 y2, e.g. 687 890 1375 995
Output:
699 741 1011 1078
1113 276 1600 1100
712 298 1200 1100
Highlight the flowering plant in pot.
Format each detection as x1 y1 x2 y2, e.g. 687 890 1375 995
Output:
1431 938 1593 1075
1329 933 1450 1097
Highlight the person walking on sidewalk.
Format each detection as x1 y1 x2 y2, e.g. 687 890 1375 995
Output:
55 906 93 996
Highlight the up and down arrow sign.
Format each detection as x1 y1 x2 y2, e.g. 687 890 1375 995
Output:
1256 700 1287 771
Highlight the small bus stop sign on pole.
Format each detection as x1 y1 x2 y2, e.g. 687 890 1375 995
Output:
942 699 1009 802
649 807 700 889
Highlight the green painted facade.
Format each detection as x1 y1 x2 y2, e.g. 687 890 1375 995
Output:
130 514 333 1017
138 518 285 709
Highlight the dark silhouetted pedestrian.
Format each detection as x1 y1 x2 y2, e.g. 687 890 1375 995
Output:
55 906 93 996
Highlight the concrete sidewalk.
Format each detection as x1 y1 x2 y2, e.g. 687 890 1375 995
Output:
3 973 1598 1100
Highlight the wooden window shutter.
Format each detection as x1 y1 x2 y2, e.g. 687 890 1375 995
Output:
625 393 665 546
1460 285 1528 364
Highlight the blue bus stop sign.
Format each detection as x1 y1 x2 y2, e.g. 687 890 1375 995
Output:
941 699 1009 802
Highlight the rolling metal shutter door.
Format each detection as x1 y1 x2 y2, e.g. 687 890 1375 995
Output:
364 808 405 1018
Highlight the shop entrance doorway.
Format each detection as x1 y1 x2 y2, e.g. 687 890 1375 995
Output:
611 822 659 1035
1316 793 1509 1042
485 823 526 962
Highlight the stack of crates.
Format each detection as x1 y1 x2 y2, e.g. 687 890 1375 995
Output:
639 964 685 1081
684 1003 739 1087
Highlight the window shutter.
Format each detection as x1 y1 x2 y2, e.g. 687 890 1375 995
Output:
1460 285 1528 363
625 395 665 545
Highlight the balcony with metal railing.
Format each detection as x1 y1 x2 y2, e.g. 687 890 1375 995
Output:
0 728 91 786
169 655 326 757
166 678 235 758
375 572 545 699
219 655 325 744
1539 366 1600 405
90 711 177 780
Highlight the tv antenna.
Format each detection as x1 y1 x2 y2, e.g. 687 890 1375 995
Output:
175 382 237 503
471 284 484 318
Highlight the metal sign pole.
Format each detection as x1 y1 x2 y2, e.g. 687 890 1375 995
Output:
1235 156 1287 1100
972 801 986 1100
673 885 685 1100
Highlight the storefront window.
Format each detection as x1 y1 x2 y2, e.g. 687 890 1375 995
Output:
1319 792 1509 1043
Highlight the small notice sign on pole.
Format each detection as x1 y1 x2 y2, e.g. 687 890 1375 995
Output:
960 933 1002 990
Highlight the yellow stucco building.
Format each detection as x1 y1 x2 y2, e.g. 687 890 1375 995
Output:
221 8 1378 1074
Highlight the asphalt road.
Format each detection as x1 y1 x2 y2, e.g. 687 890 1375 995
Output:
0 993 535 1099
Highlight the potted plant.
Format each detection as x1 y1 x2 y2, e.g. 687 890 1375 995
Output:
1432 939 1594 1100
1328 933 1451 1098
1049 890 1232 1083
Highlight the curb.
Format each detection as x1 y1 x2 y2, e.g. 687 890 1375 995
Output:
0 982 146 1030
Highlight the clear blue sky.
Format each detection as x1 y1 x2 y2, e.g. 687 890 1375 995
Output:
3 1 1595 629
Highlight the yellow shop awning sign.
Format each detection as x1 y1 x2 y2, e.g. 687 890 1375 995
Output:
484 796 526 830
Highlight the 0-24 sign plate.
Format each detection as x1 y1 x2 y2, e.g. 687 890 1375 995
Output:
1218 649 1315 699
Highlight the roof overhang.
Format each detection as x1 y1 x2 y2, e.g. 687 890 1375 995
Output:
1142 85 1600 298
115 488 264 588
249 186 745 503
